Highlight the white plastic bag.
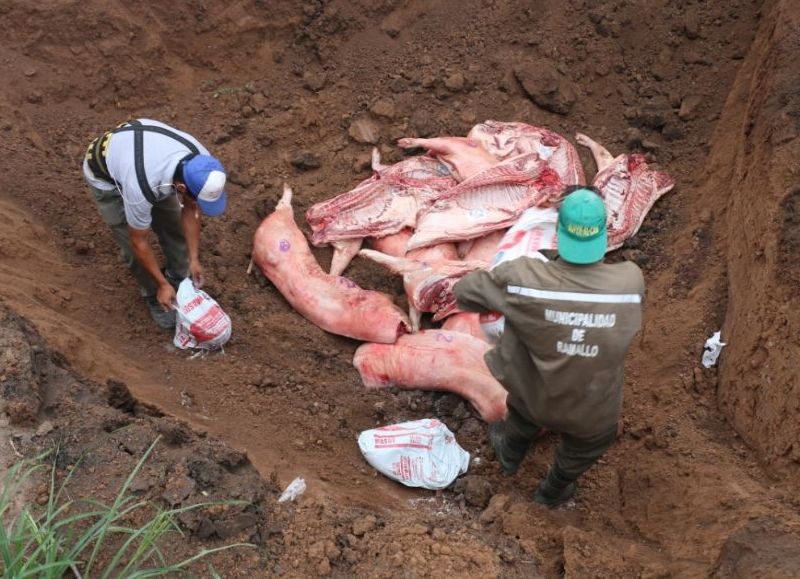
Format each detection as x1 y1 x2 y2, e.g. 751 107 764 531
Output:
357 419 469 490
490 206 557 268
173 279 232 350
480 208 555 343
701 331 726 368
278 477 307 503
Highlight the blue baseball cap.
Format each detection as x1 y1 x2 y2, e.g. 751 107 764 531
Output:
557 188 607 264
183 155 227 217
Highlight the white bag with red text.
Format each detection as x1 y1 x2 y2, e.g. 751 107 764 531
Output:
357 419 469 490
173 279 232 350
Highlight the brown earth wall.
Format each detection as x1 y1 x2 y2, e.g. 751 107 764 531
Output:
716 0 800 470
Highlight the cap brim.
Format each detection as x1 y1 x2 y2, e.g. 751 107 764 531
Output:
557 224 607 264
197 191 227 217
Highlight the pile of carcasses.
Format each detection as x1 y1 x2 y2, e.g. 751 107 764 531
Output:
251 121 674 422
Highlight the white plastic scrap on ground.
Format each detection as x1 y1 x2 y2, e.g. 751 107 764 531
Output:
173 278 232 351
278 477 307 503
357 418 469 490
702 330 726 368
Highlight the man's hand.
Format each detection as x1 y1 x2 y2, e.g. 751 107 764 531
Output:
189 259 205 288
157 282 177 312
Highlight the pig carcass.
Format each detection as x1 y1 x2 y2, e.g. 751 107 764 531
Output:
468 120 586 185
306 152 456 248
359 249 488 328
353 330 508 422
576 132 676 249
368 229 414 257
253 184 411 343
441 313 489 342
397 136 499 182
330 239 363 276
457 230 507 262
406 152 564 250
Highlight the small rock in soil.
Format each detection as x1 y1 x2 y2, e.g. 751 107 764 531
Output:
188 457 224 489
291 151 322 171
348 115 380 144
352 514 377 537
162 475 196 506
409 108 437 137
479 493 509 523
678 95 703 120
514 60 577 115
249 92 268 113
444 72 465 92
215 512 259 539
303 70 328 92
630 97 672 130
462 475 493 508
370 99 396 119
352 151 372 173
683 15 701 39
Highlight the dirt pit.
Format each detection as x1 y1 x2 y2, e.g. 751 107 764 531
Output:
2 0 800 576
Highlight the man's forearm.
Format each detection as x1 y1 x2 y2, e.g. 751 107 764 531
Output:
129 231 169 287
181 204 201 263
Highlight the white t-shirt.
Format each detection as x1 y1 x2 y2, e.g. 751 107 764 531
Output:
82 119 209 230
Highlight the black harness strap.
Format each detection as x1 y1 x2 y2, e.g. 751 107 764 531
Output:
86 121 201 206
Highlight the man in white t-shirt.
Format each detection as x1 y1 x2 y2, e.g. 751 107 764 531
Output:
83 119 228 329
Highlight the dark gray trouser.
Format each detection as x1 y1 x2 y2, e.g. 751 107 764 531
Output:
88 185 188 298
504 397 617 481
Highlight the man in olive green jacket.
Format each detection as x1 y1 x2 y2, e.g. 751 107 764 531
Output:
454 188 644 507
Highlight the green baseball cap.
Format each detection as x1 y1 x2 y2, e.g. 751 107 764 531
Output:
557 188 607 264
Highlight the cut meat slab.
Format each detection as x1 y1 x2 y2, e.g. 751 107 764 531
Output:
253 184 411 344
306 152 456 246
397 136 499 181
406 152 564 250
353 330 508 422
469 120 586 185
576 133 675 249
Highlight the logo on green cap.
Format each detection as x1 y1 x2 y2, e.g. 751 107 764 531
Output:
557 189 608 264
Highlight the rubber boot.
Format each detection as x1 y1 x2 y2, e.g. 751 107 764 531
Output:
144 296 176 329
533 466 577 507
488 422 532 475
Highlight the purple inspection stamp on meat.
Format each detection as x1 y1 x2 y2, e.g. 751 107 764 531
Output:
279 239 291 252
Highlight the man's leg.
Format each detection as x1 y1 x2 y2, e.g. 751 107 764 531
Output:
88 185 158 296
149 195 189 288
489 398 546 475
88 185 175 329
534 427 617 507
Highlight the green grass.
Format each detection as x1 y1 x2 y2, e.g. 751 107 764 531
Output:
0 437 254 578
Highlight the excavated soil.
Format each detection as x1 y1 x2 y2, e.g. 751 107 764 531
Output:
2 0 800 576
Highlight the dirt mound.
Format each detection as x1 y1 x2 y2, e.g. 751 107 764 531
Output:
2 0 800 575
715 0 800 469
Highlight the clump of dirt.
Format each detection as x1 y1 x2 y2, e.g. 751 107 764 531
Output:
2 0 800 575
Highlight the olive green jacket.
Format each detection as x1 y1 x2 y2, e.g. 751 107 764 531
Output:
454 257 644 437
